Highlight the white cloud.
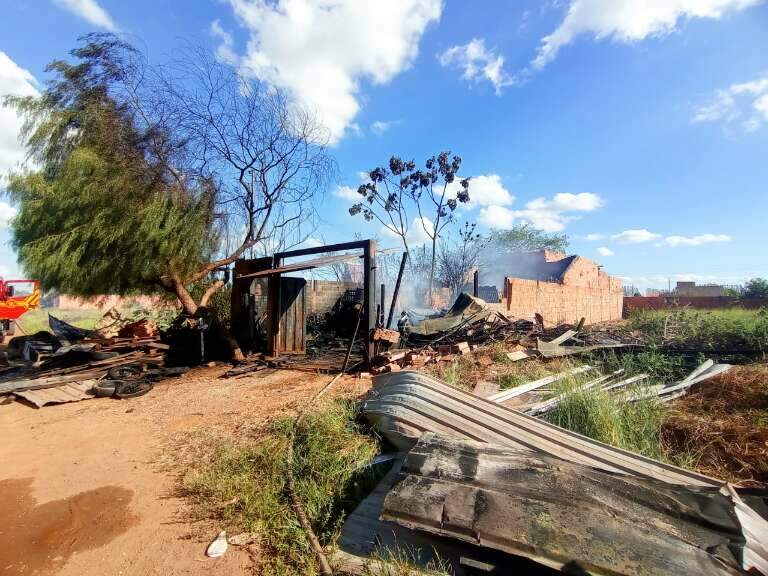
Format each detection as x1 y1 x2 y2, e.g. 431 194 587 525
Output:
53 0 118 31
596 246 614 256
333 184 361 201
370 120 398 135
692 73 768 131
532 0 762 70
478 205 516 229
0 52 38 183
479 192 603 232
381 216 434 247
464 174 514 208
302 236 323 248
612 229 662 243
210 20 239 66
0 201 17 229
224 0 442 144
439 38 516 94
512 192 603 232
583 233 604 241
662 233 732 246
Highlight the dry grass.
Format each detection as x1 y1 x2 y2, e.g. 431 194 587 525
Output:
178 400 381 575
425 342 584 392
662 363 768 486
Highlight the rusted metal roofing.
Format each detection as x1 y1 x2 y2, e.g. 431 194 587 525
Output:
362 370 720 486
14 380 96 408
382 434 746 576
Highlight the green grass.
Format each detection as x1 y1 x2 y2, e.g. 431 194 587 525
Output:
362 547 452 576
181 400 380 576
16 308 104 334
497 357 583 390
546 380 668 459
590 348 688 382
431 355 476 390
628 308 768 352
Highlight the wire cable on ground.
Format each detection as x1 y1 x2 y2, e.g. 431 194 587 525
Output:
284 304 364 575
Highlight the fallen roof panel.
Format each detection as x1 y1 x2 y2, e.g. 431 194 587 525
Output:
362 369 720 486
14 380 96 408
382 433 745 576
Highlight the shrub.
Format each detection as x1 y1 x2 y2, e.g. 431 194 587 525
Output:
182 400 380 575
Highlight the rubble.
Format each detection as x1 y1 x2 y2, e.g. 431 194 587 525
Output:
0 311 186 407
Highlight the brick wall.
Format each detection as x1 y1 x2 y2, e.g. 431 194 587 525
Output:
502 278 623 326
246 278 362 316
306 280 361 314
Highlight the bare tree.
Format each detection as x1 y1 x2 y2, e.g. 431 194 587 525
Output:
350 153 469 304
438 222 486 300
90 40 332 312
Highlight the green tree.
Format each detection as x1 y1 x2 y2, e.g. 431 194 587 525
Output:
488 223 569 254
3 35 331 316
743 278 768 299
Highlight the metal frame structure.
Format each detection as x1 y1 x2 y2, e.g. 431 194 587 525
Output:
233 239 377 363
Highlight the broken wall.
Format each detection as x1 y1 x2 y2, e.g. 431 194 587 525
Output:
502 277 623 326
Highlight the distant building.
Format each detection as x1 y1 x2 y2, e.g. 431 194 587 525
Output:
673 281 725 297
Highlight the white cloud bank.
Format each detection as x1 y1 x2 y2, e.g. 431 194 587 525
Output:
611 229 662 244
662 233 732 247
438 38 515 93
223 0 442 144
370 120 399 136
596 246 614 256
692 74 768 132
333 184 361 201
0 201 17 229
53 0 118 31
480 192 603 232
610 229 732 246
0 52 38 182
532 0 762 70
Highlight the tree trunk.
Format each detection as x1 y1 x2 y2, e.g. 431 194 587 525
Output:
429 238 437 307
171 272 245 362
173 278 198 315
199 279 225 307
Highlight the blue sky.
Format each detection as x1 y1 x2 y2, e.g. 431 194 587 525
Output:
1 0 767 291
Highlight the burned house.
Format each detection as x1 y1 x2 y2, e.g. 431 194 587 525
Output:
230 240 382 364
500 249 623 326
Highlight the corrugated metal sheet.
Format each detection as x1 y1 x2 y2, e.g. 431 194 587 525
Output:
14 380 96 408
382 433 745 576
362 370 720 486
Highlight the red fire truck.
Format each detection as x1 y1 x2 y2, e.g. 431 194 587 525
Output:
0 279 40 341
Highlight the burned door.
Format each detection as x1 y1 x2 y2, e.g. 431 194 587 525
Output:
276 277 306 354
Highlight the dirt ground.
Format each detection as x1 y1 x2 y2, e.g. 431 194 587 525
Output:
0 365 371 576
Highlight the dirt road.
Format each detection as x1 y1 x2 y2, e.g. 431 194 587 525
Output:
0 366 369 576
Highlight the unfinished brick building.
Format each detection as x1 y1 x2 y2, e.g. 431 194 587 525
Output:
500 250 623 327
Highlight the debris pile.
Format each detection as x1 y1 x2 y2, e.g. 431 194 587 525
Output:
0 313 185 408
364 293 642 374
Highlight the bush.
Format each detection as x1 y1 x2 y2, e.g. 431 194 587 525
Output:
182 401 380 575
546 383 668 459
628 308 768 352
